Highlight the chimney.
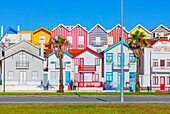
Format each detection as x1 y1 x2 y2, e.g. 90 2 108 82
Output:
39 36 45 57
51 26 53 31
17 25 20 43
1 26 3 37
5 38 10 48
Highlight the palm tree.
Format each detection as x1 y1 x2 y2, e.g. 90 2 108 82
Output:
51 35 70 93
128 30 149 92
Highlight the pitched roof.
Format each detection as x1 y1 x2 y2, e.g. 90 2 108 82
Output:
103 41 129 53
0 27 18 41
1 48 44 60
150 24 170 33
129 24 151 34
146 37 169 47
108 24 129 34
68 49 84 55
52 23 87 32
48 50 73 58
73 47 103 58
33 27 51 34
88 24 107 33
4 40 40 51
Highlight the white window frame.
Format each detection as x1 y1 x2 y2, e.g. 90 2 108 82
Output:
8 71 14 79
67 36 72 44
78 36 84 45
32 71 38 79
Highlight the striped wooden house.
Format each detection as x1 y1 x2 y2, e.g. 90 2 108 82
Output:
88 24 108 53
52 24 87 51
150 24 170 39
108 24 129 47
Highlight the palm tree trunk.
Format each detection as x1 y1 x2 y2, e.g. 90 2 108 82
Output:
59 58 64 93
135 58 140 92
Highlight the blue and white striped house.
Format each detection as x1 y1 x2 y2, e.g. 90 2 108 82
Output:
102 41 137 90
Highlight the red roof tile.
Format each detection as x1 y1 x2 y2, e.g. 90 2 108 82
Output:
68 49 84 55
44 49 53 57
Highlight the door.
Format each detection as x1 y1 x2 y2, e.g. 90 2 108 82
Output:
43 74 48 86
129 72 136 90
117 53 125 67
20 72 26 84
65 72 70 85
117 72 125 90
160 76 165 90
79 73 84 87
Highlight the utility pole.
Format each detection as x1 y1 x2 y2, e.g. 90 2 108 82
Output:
121 0 124 102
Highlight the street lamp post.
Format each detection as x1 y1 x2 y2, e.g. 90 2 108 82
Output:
121 0 124 102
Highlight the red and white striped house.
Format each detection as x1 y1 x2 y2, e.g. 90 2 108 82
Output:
72 47 104 90
52 24 87 51
108 24 129 46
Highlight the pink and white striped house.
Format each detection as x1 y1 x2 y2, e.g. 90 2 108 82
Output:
108 24 129 46
52 24 87 51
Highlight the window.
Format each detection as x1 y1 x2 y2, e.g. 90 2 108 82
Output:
32 71 38 79
95 58 100 66
160 60 165 67
19 54 27 67
153 59 158 67
167 77 170 85
67 36 72 44
22 34 31 40
153 76 158 85
78 36 84 45
129 53 135 63
106 53 113 63
117 27 120 29
92 74 99 82
8 71 14 79
106 72 113 82
167 60 170 67
77 26 80 29
108 36 113 45
39 36 45 43
51 71 57 80
60 26 62 28
75 58 79 65
138 27 140 29
75 73 79 82
96 37 100 43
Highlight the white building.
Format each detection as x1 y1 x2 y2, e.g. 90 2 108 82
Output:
102 41 137 90
48 50 74 91
1 40 44 91
141 38 170 91
73 47 103 90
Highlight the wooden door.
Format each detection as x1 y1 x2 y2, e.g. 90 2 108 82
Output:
160 76 165 90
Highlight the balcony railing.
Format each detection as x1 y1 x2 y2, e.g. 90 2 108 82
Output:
91 40 105 46
152 67 170 72
16 61 29 68
112 63 130 69
73 82 103 87
79 65 96 72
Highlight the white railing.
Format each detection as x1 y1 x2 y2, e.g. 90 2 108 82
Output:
91 40 105 45
152 67 170 72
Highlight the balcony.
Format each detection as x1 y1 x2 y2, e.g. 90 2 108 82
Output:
112 63 130 70
152 67 170 72
79 65 96 72
16 61 29 68
74 82 103 87
91 40 105 46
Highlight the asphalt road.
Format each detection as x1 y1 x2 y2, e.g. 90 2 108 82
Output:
0 95 169 103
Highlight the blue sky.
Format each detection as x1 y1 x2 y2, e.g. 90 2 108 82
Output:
0 0 169 32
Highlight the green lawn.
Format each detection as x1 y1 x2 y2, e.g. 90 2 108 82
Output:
0 103 169 114
0 92 169 95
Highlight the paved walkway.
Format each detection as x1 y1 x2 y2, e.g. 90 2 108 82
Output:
0 95 169 103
